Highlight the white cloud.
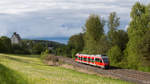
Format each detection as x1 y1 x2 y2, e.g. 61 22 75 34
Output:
0 0 149 40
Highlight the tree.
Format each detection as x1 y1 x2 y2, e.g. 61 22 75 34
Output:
0 39 4 53
83 14 106 54
108 12 120 31
125 2 150 69
32 43 45 54
41 49 49 60
68 33 84 52
107 45 122 64
111 30 128 50
0 36 12 53
12 44 24 54
108 12 120 47
68 33 84 57
138 30 150 67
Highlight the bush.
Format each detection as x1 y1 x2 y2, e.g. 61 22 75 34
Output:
41 49 49 60
45 55 59 66
107 45 122 65
41 49 59 66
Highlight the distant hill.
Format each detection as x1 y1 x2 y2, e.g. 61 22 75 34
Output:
26 37 69 44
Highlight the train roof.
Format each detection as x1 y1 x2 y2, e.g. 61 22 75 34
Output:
76 53 108 58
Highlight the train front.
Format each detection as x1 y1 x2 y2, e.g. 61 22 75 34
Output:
101 55 110 69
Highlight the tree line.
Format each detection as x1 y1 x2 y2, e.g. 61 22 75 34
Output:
0 37 64 55
56 2 150 72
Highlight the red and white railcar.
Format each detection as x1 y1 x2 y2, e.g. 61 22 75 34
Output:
75 53 109 69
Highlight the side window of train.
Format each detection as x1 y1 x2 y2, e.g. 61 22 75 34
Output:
95 58 97 62
90 58 93 62
100 59 102 63
88 58 90 62
82 57 84 61
95 58 102 63
78 57 80 60
92 59 94 62
95 58 98 62
85 58 87 61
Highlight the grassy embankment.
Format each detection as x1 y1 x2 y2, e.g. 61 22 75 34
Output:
0 54 132 84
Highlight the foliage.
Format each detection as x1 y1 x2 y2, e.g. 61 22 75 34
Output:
137 30 150 68
55 45 72 57
23 39 65 49
83 14 106 54
44 54 59 66
32 43 45 54
68 33 84 52
71 49 77 58
108 12 120 31
107 12 128 50
67 33 84 57
12 43 30 54
108 30 128 51
22 39 65 55
107 12 120 47
41 49 49 60
107 45 122 65
0 36 12 53
125 2 150 69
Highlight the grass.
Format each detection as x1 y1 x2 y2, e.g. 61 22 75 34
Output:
0 53 133 84
0 64 28 84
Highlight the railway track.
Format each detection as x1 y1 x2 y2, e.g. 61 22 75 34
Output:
57 56 150 84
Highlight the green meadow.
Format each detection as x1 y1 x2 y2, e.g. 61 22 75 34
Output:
0 54 132 84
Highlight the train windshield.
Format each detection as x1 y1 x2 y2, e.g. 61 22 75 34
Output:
103 58 109 63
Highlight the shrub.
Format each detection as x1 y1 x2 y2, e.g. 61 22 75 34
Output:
45 55 59 66
107 45 122 65
41 49 49 60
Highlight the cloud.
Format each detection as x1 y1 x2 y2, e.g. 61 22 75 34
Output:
0 0 149 40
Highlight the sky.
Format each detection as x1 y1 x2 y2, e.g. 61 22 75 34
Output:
0 0 149 43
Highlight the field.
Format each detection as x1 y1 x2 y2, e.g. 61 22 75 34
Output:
0 54 132 84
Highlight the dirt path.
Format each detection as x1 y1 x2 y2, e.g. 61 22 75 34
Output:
57 56 150 84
